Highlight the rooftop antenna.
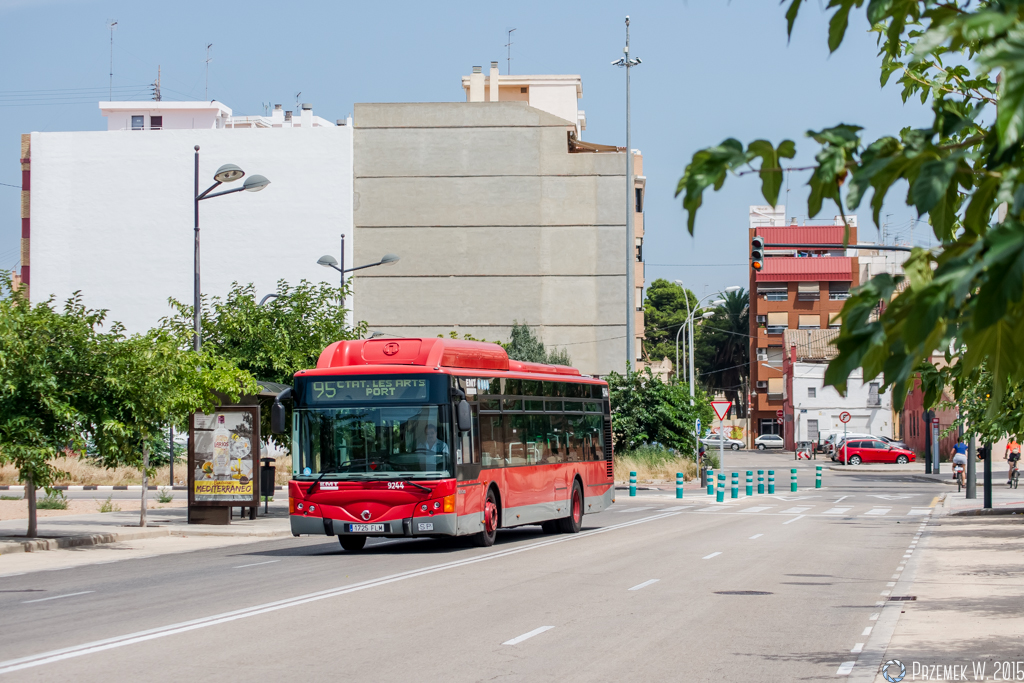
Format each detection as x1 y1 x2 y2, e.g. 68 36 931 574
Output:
506 28 516 75
153 65 161 101
205 43 213 100
107 20 118 100
295 91 302 112
883 213 893 245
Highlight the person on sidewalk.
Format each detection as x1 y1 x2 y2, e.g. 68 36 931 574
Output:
1005 438 1021 485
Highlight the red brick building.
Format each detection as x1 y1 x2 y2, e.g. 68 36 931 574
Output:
749 215 858 441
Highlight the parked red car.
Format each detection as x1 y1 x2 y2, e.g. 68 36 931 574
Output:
838 439 916 465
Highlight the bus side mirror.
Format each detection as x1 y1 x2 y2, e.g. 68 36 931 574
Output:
456 400 472 433
271 402 286 434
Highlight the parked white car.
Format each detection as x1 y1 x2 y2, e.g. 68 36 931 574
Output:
754 434 786 450
701 435 744 451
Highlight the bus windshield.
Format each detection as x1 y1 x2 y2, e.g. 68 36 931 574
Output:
294 405 452 479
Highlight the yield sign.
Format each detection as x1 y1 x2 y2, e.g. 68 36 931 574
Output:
711 400 732 421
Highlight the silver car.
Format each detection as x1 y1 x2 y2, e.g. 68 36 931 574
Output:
701 435 744 451
754 434 785 450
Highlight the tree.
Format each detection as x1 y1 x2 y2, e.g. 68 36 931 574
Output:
606 368 714 455
693 289 750 416
161 279 364 446
503 322 571 365
0 281 103 537
675 3 1024 427
642 279 698 366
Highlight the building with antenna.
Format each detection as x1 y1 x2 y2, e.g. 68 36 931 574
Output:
19 100 353 335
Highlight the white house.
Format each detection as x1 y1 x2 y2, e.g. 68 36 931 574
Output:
783 329 893 448
21 100 355 335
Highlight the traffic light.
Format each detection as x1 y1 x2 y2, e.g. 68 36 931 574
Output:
751 236 765 271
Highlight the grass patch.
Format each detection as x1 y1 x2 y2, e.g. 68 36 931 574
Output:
97 495 120 513
0 494 21 500
37 491 69 510
156 487 174 503
615 445 699 483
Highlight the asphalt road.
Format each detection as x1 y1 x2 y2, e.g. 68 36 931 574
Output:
0 463 944 682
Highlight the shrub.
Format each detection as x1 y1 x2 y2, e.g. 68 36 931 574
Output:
37 491 69 510
97 495 120 513
156 487 174 503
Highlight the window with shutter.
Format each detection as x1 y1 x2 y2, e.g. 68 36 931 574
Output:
767 312 788 334
798 314 819 329
797 282 819 300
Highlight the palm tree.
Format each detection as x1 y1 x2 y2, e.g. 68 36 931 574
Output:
694 289 750 416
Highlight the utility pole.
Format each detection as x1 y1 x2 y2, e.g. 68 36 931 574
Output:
924 410 933 474
613 17 641 373
153 65 161 102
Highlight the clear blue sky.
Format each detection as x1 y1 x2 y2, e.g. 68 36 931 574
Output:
0 0 936 296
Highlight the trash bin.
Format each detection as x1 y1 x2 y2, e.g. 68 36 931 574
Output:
260 457 276 514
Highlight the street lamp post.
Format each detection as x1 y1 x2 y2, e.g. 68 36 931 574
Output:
613 16 641 373
317 239 399 315
193 145 270 352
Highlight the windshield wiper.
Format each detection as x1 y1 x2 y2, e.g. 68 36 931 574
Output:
391 477 432 493
307 466 345 495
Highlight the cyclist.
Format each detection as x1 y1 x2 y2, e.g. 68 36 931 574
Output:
1005 438 1021 486
952 438 968 490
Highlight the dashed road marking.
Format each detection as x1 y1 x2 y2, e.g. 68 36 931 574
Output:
22 591 94 605
628 579 659 591
861 627 872 636
837 661 855 675
782 515 805 524
503 626 554 646
851 643 864 653
234 560 280 569
702 552 722 560
749 534 763 540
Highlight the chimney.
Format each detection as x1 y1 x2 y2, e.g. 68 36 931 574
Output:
301 103 313 128
284 110 293 127
790 217 798 226
271 104 283 124
469 66 484 102
489 61 499 102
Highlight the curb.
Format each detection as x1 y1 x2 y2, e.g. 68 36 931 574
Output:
0 525 293 555
0 485 286 492
948 507 1024 516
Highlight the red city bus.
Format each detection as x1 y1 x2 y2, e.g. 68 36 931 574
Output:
272 337 615 550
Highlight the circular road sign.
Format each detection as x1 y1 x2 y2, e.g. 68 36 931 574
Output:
839 411 852 424
776 409 784 419
776 418 784 424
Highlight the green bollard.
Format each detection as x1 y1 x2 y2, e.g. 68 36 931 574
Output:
707 469 714 496
791 468 798 492
676 472 684 499
768 470 775 495
716 473 725 503
746 471 753 497
629 471 637 497
815 465 822 489
731 472 739 499
757 469 764 495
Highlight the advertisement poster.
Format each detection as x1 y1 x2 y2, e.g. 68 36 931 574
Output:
191 408 257 503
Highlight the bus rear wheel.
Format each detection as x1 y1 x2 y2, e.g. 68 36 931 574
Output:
556 481 583 534
471 489 499 547
338 535 367 552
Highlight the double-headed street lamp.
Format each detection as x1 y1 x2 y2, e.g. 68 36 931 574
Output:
674 282 741 400
317 234 399 312
193 146 270 352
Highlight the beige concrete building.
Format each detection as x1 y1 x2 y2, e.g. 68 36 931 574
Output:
351 63 644 376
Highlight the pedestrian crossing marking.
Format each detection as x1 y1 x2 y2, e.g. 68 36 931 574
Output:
739 506 773 513
780 506 812 514
864 508 891 516
823 507 853 515
907 508 932 515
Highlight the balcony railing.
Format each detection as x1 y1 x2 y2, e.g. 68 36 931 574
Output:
766 325 787 335
829 292 850 300
767 392 783 401
797 292 820 301
764 292 787 301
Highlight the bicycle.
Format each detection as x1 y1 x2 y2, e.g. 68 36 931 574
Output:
953 463 965 493
1010 460 1020 490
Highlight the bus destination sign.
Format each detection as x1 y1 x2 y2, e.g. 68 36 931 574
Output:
307 378 430 403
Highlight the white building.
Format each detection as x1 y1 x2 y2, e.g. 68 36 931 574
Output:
20 100 355 334
783 329 893 446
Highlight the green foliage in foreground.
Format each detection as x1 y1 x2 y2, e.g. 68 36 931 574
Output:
676 3 1024 433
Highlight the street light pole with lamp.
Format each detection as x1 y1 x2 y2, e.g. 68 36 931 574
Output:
193 145 270 352
317 236 399 314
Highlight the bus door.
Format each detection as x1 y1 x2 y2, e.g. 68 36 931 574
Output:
504 413 553 524
455 405 484 534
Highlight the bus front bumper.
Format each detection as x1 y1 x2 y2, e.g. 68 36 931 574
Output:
291 513 457 538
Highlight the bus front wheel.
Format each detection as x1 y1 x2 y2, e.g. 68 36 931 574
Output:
557 481 583 534
471 489 499 547
338 535 367 552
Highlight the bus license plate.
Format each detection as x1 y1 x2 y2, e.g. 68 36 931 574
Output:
347 523 384 533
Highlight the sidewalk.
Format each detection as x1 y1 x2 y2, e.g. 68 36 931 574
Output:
867 496 1024 681
938 485 1024 516
0 501 292 555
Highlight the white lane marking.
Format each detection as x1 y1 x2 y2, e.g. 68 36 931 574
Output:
628 579 659 591
0 573 26 579
502 626 554 646
615 507 653 513
22 591 94 605
880 590 890 596
861 627 872 636
875 601 886 607
837 661 855 675
823 507 853 515
0 509 684 675
697 506 728 512
782 515 805 525
891 574 900 580
780 506 812 514
869 613 879 621
739 506 773 513
233 560 280 569
886 582 896 587
851 643 864 653
657 507 692 512
864 508 891 516
907 508 932 515
748 534 763 540
833 495 850 503
702 552 722 560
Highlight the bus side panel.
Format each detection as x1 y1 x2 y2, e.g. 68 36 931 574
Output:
584 460 614 514
455 476 485 536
